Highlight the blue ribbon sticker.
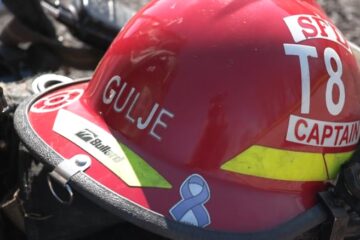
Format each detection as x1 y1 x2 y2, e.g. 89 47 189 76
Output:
169 174 211 227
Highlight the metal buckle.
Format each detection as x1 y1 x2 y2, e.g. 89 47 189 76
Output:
47 154 91 205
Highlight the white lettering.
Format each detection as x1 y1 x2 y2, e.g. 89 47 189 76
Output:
284 44 318 114
284 44 346 116
101 75 175 141
150 109 175 141
114 85 135 112
125 92 140 123
324 47 345 115
137 103 159 130
103 76 120 104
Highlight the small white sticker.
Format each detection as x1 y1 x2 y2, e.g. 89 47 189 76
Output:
31 89 84 113
284 14 351 53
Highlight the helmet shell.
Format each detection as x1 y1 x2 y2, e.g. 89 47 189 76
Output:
18 0 360 235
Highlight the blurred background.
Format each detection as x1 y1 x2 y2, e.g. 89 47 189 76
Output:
318 0 360 44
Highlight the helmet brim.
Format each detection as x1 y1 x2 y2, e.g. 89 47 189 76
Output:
14 79 328 239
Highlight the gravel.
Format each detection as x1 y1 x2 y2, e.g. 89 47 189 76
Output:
318 0 360 44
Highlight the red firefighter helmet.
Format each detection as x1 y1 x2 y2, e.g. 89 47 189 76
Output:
15 0 360 238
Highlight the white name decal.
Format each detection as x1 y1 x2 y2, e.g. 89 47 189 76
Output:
284 14 351 52
102 75 174 141
286 115 360 147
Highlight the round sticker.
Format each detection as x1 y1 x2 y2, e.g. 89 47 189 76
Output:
31 89 84 113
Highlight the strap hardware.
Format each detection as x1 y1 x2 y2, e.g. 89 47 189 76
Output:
47 154 91 205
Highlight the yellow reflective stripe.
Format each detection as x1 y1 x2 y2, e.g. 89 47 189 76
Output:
221 145 353 181
324 151 353 179
120 144 172 189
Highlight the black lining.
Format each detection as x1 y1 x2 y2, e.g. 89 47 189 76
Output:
14 81 329 240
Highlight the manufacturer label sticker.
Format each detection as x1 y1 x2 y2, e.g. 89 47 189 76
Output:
75 128 123 163
170 174 211 228
52 109 171 188
31 89 84 113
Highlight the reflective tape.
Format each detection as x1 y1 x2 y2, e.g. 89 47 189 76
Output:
324 151 353 179
221 145 353 181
